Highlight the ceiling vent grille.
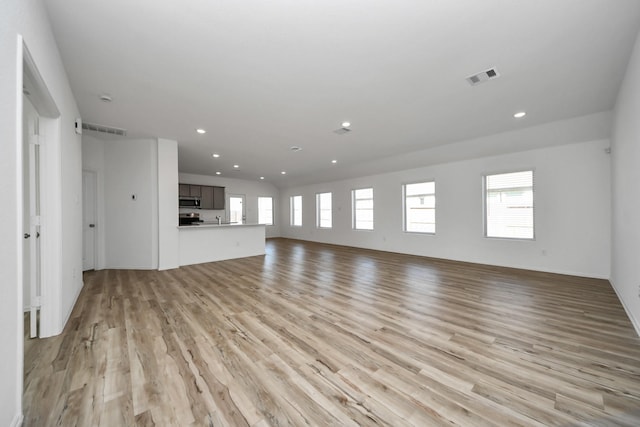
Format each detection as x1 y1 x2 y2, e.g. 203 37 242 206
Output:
82 121 127 136
466 68 500 86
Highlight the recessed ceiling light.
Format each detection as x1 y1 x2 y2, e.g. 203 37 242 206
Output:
290 146 302 152
99 94 112 102
341 121 351 128
212 153 220 158
513 111 526 119
215 171 221 175
260 176 264 180
331 159 337 164
281 171 286 175
233 164 239 168
196 128 206 134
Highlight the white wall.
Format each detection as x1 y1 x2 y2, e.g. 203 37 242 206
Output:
179 173 281 238
611 29 640 334
281 138 611 279
1 0 81 424
103 139 159 269
84 137 180 270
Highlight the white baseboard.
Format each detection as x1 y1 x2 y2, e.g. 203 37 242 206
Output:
11 413 24 427
62 279 85 328
610 280 640 338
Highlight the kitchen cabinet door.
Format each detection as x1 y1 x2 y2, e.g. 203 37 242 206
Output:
179 184 191 197
213 186 225 210
200 186 214 209
189 185 202 198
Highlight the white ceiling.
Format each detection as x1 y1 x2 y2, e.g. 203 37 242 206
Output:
44 0 640 187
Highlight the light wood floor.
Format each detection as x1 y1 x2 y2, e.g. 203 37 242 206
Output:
24 238 640 426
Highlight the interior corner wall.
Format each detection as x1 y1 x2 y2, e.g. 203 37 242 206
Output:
158 138 180 270
1 0 82 424
280 138 611 279
178 173 282 238
611 29 640 335
104 139 159 269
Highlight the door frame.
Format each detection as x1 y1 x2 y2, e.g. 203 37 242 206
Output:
20 40 63 339
82 170 97 271
22 94 42 338
227 194 246 224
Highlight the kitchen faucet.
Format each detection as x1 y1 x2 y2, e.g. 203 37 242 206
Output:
215 215 221 225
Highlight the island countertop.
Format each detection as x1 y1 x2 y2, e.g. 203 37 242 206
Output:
178 222 264 229
177 223 265 266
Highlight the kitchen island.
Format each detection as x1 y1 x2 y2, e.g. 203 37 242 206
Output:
178 223 265 266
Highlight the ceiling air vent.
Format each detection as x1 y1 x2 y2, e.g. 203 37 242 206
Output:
466 68 500 86
82 121 127 136
333 127 351 135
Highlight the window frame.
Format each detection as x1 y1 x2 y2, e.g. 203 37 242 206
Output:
316 192 332 229
352 187 374 231
483 169 535 240
402 180 436 234
257 196 274 226
290 195 302 227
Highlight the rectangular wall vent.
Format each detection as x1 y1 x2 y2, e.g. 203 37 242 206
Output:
82 121 127 136
466 68 500 86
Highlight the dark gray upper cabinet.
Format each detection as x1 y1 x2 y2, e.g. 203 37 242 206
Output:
179 184 191 197
200 185 214 209
213 186 225 210
189 185 201 198
178 183 225 210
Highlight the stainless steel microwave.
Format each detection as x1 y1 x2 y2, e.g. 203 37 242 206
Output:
179 196 201 208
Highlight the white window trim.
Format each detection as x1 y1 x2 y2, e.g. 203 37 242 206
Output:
258 196 274 226
352 187 374 231
290 195 302 227
482 169 536 241
402 180 436 235
316 192 332 229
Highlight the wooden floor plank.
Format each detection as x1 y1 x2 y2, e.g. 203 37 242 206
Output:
23 238 640 426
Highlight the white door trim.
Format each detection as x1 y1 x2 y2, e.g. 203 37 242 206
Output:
82 170 97 271
22 40 63 340
228 194 246 224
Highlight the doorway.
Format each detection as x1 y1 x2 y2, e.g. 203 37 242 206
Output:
22 40 63 339
228 195 246 224
23 95 42 338
82 171 97 271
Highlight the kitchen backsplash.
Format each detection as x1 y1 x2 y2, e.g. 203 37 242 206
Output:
179 208 226 222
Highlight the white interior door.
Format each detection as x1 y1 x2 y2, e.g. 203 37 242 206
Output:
82 171 96 271
228 195 246 224
23 95 42 338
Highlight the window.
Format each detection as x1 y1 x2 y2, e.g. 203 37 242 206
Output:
290 195 302 226
404 181 435 233
258 197 273 225
484 170 534 239
352 188 374 230
316 192 332 228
